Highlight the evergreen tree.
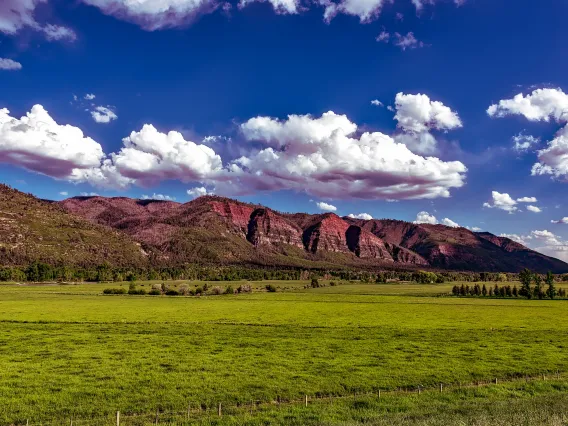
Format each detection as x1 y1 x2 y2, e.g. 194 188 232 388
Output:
482 284 487 296
505 285 512 297
460 284 466 296
545 271 556 299
533 275 544 299
494 284 500 297
489 288 493 296
512 285 518 297
519 268 533 299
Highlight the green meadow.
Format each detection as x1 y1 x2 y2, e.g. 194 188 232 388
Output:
1 280 568 425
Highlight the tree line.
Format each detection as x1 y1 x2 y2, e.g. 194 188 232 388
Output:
452 269 565 299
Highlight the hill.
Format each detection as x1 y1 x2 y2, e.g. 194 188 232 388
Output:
0 185 147 267
59 194 568 273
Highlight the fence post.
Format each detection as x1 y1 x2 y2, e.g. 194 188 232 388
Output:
218 402 222 416
494 378 498 384
378 389 381 399
116 411 120 426
155 409 159 424
305 395 308 407
440 383 443 393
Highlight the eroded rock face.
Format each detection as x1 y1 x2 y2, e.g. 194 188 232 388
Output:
247 208 303 247
303 214 351 254
384 243 428 265
209 200 256 235
346 226 393 260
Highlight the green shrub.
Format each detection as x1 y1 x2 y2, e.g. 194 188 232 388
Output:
224 285 234 295
128 289 146 295
148 289 161 295
311 278 320 288
330 281 336 287
103 288 127 295
237 284 252 293
266 284 277 293
165 289 180 296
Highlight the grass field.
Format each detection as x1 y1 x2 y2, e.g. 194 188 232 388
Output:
1 280 568 425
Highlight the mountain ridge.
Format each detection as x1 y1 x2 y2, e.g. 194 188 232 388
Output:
58 193 568 273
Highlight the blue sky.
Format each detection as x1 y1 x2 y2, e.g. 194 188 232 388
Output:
1 0 568 259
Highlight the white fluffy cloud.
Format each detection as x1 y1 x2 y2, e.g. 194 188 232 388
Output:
498 229 568 261
499 233 529 245
0 0 75 41
59 191 68 196
85 94 96 100
512 133 539 153
232 111 466 200
0 105 105 179
81 0 220 30
392 92 462 155
551 217 568 224
483 191 518 213
348 213 373 220
376 31 425 50
413 211 461 228
187 186 211 198
0 58 22 71
414 211 438 225
487 88 568 122
91 106 118 124
394 93 462 134
371 99 383 107
316 201 337 212
141 193 176 201
517 196 537 203
489 88 568 181
441 217 459 227
531 124 568 179
526 205 542 213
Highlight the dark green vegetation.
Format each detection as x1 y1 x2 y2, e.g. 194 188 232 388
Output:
1 281 568 425
451 268 568 299
0 184 146 267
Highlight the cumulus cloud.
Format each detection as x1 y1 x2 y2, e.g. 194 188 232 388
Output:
238 0 300 14
81 0 221 31
376 31 390 43
441 217 459 227
316 201 337 212
498 229 568 261
371 99 383 107
0 0 75 41
80 192 99 196
348 213 373 220
483 191 518 213
517 196 537 203
232 111 466 200
392 92 462 154
59 191 68 196
414 211 438 225
466 225 482 232
141 193 176 201
0 58 22 71
0 105 105 179
187 186 211 198
85 94 96 100
551 217 568 224
531 124 568 179
499 233 529 245
512 133 539 153
526 205 542 213
487 88 568 122
489 88 568 181
394 93 462 134
91 106 118 124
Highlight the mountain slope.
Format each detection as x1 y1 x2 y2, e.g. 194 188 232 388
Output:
58 194 568 273
0 185 147 267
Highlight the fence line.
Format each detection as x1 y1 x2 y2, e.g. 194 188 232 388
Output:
9 370 566 425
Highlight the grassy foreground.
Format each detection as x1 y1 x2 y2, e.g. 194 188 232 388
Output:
1 280 567 425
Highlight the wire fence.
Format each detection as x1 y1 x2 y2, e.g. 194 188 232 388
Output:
8 370 566 426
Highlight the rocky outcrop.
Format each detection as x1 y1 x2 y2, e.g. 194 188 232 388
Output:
247 208 303 248
303 214 351 254
346 226 393 260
